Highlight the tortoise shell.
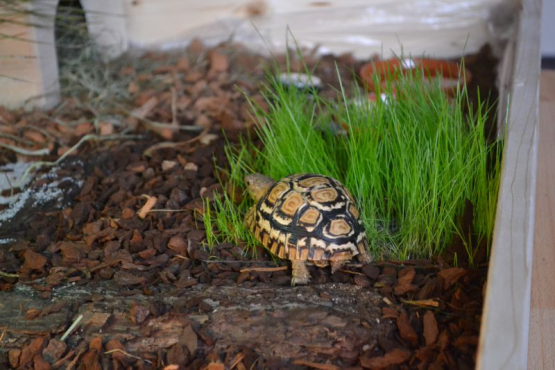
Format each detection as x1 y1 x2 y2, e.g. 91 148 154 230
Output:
246 173 368 262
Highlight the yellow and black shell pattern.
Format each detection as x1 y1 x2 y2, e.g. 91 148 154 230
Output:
247 174 368 261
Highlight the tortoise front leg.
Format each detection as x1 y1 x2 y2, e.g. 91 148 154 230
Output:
291 260 310 286
357 251 372 264
357 241 372 264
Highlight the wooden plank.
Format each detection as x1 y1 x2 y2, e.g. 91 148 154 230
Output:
476 0 541 368
0 0 60 110
123 0 500 59
30 0 62 109
527 70 555 369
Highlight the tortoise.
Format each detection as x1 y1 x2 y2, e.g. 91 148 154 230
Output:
244 173 372 285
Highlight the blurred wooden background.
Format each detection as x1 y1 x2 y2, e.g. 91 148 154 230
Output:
528 70 555 369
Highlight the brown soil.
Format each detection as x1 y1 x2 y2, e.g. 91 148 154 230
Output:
0 41 497 369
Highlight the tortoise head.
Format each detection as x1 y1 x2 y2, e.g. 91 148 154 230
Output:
244 173 275 202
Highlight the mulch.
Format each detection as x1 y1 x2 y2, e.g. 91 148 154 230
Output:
0 40 497 369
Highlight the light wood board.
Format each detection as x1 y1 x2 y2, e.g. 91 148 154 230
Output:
122 0 507 60
0 0 60 109
476 0 541 368
527 70 555 369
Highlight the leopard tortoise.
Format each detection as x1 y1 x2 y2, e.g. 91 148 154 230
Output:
245 173 372 285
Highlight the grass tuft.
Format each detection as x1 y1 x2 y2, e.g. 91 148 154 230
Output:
203 59 503 262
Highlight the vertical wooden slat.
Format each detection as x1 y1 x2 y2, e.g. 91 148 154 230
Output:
477 0 542 368
30 0 61 109
0 0 60 110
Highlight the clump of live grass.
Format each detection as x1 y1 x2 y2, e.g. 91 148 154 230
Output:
203 138 262 249
204 61 502 262
338 72 502 261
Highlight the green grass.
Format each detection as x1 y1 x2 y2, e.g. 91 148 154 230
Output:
203 60 502 262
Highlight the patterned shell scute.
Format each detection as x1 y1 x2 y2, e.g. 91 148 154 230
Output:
248 174 368 261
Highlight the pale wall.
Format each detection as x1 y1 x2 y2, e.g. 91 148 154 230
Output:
122 0 513 59
541 0 555 56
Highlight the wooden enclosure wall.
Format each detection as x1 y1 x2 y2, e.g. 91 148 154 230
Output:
124 0 507 59
476 0 541 368
1 0 510 109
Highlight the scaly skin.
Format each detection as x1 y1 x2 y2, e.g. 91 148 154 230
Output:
357 250 373 264
244 173 274 202
291 260 311 286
